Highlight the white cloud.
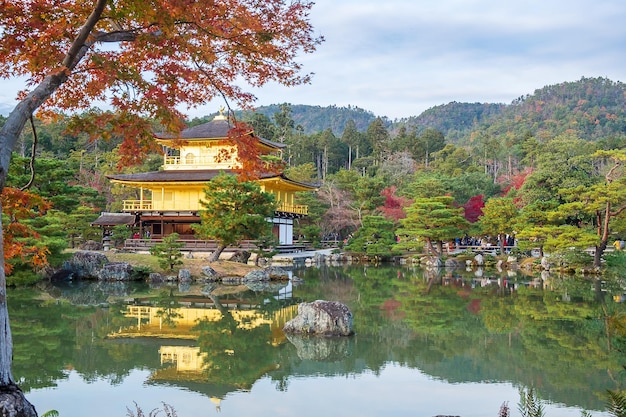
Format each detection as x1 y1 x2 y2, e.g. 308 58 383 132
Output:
1 0 626 120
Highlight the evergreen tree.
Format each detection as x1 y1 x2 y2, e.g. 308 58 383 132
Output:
557 149 626 267
273 103 295 143
366 118 390 165
345 215 398 259
244 113 276 141
396 196 469 257
149 233 184 271
416 128 446 167
478 197 519 253
192 173 276 262
341 119 367 170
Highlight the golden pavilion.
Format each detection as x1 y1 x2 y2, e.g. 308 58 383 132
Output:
103 112 316 247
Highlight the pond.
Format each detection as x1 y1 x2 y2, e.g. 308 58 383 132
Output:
9 264 625 417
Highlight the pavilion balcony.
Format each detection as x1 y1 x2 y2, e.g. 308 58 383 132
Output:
122 199 308 215
122 200 153 211
278 203 308 215
162 155 233 170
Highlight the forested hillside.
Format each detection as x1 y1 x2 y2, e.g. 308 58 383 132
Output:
243 77 626 143
393 102 506 142
242 104 382 136
186 103 383 136
466 77 626 144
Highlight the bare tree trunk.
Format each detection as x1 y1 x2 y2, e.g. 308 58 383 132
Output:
348 144 352 170
208 243 227 262
425 238 441 258
0 202 37 417
0 201 13 385
594 202 612 269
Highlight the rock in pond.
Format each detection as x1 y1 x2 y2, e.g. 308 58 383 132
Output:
285 332 353 361
283 300 354 336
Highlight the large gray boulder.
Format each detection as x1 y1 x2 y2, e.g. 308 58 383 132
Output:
266 266 289 280
245 281 287 293
242 269 269 282
229 250 251 264
148 272 164 283
96 262 133 281
444 258 463 268
201 266 219 281
63 251 109 279
80 240 103 251
285 333 353 361
178 269 192 282
541 256 553 271
283 300 354 336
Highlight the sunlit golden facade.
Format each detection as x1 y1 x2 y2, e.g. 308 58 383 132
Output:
106 113 316 244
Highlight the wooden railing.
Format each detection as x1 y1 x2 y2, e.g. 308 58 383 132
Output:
123 200 153 211
277 203 308 215
443 245 517 255
122 200 308 215
124 239 255 251
163 155 208 166
123 239 309 253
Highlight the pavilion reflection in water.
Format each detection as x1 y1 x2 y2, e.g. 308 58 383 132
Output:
109 296 300 374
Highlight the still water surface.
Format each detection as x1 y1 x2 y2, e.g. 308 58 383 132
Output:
10 264 625 417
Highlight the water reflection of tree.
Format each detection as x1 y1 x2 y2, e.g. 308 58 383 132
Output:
9 268 626 413
334 264 626 411
192 295 279 389
154 288 182 328
9 288 85 391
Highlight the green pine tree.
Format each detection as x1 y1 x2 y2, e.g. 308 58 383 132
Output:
192 173 276 262
150 233 185 271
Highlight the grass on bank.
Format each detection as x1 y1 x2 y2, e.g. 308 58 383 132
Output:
104 250 259 277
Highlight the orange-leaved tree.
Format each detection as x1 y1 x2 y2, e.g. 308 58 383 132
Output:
1 188 51 275
0 0 322 413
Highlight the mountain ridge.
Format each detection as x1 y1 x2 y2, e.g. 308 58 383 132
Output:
240 76 626 143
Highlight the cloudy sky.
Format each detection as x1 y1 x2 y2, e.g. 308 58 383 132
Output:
1 0 625 120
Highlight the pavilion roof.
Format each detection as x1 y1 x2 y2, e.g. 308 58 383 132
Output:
107 170 318 190
91 212 136 226
155 118 285 150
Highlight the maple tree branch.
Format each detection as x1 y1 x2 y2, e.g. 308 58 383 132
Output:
92 30 139 43
0 0 108 189
193 62 235 117
62 0 108 70
19 116 38 191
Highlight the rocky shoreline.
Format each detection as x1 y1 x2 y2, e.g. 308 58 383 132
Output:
54 248 597 284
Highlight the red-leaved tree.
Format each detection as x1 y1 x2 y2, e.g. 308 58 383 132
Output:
378 186 412 222
463 194 485 223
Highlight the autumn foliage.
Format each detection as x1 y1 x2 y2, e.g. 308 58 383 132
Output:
215 121 286 181
378 186 412 222
0 0 322 166
463 194 485 223
0 0 321 395
501 167 533 198
1 188 51 274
